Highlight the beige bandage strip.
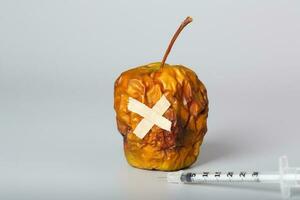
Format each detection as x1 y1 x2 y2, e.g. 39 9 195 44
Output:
128 95 171 138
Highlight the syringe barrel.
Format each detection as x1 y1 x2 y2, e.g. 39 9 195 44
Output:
179 172 300 184
260 174 300 183
180 172 280 183
180 172 262 183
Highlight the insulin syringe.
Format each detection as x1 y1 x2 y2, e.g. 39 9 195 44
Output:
166 156 300 199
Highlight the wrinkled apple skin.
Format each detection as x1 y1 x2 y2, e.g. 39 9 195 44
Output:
114 62 208 171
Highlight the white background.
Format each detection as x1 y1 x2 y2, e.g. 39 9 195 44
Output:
1 1 300 199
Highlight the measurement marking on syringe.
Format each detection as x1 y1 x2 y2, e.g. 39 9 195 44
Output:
186 171 261 183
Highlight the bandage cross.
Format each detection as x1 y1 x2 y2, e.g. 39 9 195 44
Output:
127 95 171 138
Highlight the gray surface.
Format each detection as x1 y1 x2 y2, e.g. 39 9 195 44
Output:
1 0 300 199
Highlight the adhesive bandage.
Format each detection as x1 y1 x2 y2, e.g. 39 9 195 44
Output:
127 95 171 138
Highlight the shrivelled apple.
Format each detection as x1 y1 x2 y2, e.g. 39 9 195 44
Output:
114 17 208 171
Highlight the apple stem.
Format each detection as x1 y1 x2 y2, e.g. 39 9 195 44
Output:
160 16 193 68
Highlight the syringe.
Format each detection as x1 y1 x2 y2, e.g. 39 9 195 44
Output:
166 156 300 199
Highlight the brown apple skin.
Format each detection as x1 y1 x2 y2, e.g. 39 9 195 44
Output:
114 62 208 171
